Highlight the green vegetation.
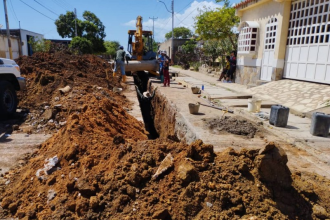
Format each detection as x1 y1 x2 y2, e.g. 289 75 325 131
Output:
55 11 106 54
69 37 93 54
104 41 120 57
28 38 51 53
165 27 193 40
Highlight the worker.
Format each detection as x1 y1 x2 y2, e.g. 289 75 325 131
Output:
163 59 170 87
113 46 128 83
157 51 166 83
134 85 158 139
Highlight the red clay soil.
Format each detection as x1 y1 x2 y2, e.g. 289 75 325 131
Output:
13 51 128 134
0 93 329 219
0 52 329 219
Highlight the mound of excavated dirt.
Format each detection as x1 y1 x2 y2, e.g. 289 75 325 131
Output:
1 94 329 219
12 52 126 134
204 116 258 138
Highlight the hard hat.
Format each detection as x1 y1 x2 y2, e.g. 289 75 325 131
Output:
119 46 124 49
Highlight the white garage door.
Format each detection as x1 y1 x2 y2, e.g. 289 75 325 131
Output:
284 0 330 84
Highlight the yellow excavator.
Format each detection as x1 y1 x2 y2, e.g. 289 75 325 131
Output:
125 16 159 76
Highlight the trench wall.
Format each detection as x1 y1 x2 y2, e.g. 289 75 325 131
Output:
152 90 199 144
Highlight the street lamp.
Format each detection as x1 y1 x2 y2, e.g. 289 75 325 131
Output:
158 0 174 63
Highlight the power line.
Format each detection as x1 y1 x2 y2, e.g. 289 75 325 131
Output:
34 0 59 16
177 0 195 13
19 0 56 21
176 7 198 26
51 0 69 11
59 0 74 9
9 0 19 22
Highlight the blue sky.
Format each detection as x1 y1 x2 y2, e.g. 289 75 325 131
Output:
0 0 236 48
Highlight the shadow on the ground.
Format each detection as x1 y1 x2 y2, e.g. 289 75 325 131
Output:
0 110 29 143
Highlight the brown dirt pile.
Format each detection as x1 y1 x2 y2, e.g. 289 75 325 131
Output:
204 116 257 138
12 51 126 134
1 96 329 219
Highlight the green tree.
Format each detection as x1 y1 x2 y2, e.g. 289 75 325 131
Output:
55 11 106 53
194 6 239 48
182 39 197 54
165 27 193 40
28 38 51 53
104 41 120 57
69 37 93 54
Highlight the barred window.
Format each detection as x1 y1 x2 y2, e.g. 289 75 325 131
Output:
238 22 259 54
265 18 278 50
287 0 330 45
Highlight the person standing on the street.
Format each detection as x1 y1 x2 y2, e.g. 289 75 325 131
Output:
157 51 166 83
163 59 170 87
113 46 128 83
227 51 236 83
217 56 230 82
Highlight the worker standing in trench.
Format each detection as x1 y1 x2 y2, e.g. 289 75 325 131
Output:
113 46 128 83
134 85 159 139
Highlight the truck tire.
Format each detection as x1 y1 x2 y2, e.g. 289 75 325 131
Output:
0 81 18 118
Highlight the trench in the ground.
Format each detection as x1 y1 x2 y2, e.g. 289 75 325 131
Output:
133 71 179 141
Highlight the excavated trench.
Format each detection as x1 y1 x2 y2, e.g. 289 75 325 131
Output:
133 71 159 140
133 71 179 141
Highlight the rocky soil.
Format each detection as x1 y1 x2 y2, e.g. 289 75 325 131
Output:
0 52 329 219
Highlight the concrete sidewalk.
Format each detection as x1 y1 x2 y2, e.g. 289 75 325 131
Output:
169 66 330 174
170 67 330 115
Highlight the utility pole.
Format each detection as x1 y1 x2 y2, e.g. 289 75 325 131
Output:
149 16 158 42
74 8 77 37
158 0 174 63
171 0 174 64
3 0 13 59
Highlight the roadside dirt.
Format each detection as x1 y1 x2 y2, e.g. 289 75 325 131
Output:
0 52 330 219
13 51 124 135
1 102 329 219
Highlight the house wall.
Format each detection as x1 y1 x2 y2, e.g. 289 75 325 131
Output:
0 35 20 59
236 0 291 85
159 39 190 63
20 29 44 56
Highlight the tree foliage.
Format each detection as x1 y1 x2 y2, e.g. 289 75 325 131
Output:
69 37 93 54
194 6 239 48
28 38 51 53
55 11 106 53
175 39 198 70
165 27 193 40
104 41 120 57
182 39 197 54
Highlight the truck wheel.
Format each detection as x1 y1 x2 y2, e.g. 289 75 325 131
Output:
0 81 18 118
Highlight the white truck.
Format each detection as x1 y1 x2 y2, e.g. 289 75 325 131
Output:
0 58 26 118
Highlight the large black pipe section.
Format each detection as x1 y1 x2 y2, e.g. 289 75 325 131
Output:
133 71 159 139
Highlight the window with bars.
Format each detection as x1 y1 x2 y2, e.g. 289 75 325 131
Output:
265 18 278 50
238 23 259 54
287 0 330 45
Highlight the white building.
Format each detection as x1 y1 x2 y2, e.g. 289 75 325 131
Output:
235 0 330 85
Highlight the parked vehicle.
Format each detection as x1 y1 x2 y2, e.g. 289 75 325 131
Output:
0 58 26 118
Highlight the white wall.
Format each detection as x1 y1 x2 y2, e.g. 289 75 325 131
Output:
20 29 44 56
0 35 20 59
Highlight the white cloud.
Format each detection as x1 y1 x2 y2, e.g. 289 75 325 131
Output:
123 1 220 43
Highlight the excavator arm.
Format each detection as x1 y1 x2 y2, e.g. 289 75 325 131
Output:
134 16 144 61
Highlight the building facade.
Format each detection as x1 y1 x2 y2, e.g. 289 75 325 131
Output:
158 38 191 63
0 29 44 58
235 0 330 85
